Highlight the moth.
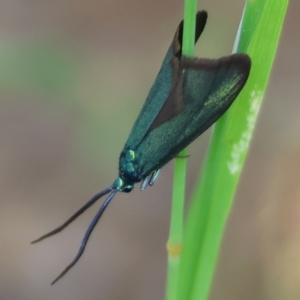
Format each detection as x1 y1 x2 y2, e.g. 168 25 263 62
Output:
32 10 251 284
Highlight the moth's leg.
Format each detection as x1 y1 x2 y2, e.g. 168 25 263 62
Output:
140 175 150 191
140 169 161 190
149 169 160 186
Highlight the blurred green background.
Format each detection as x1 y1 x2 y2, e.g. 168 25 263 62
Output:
0 0 299 299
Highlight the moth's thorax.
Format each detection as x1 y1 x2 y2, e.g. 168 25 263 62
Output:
114 149 142 192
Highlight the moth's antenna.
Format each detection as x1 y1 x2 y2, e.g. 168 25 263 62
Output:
51 190 117 285
31 186 113 244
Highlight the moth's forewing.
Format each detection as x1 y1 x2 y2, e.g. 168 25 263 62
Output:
121 9 250 179
136 54 251 177
124 11 207 149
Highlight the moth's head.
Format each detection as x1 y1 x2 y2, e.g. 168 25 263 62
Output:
113 177 134 193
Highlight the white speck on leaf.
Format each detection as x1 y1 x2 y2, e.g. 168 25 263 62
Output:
227 88 262 175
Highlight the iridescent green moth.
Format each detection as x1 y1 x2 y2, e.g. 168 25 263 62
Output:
32 11 251 284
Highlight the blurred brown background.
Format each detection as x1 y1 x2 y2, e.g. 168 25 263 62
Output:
0 0 299 299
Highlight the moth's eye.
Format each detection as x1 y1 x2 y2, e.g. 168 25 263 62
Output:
123 185 133 193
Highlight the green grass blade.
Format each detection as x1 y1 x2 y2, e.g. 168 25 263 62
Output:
166 0 197 299
177 0 289 299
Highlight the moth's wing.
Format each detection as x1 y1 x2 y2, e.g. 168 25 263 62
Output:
135 54 251 176
124 11 207 149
